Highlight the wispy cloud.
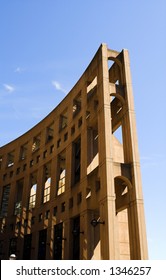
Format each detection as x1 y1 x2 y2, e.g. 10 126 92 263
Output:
140 153 166 168
52 80 67 94
14 67 25 73
3 83 15 93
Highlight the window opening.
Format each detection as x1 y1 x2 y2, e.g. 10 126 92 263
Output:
36 155 40 163
29 173 37 209
20 143 28 160
46 123 54 142
0 184 10 217
111 95 123 123
64 132 68 141
23 164 27 171
23 234 32 260
32 135 41 152
53 206 58 216
50 145 54 153
30 159 34 167
73 92 81 117
38 229 47 260
57 151 66 196
113 125 123 144
45 210 50 219
43 163 51 203
9 238 17 257
57 139 61 148
7 151 14 167
3 174 7 181
43 150 47 159
72 138 81 185
78 117 82 128
72 216 80 260
59 109 68 131
54 223 63 260
61 202 65 212
16 167 20 174
87 76 97 100
77 192 82 204
108 59 114 70
14 179 23 215
71 125 75 135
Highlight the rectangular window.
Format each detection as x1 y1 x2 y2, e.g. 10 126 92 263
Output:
32 135 41 152
61 202 65 212
72 216 80 260
7 151 14 167
46 123 54 142
43 163 51 203
20 143 28 160
43 150 47 159
29 173 37 209
77 192 82 204
59 109 68 131
38 229 47 260
14 179 23 215
23 234 32 260
50 145 54 153
73 92 81 117
78 117 82 128
57 151 66 196
71 125 75 135
9 238 17 257
72 138 81 185
3 174 7 181
54 223 63 260
53 206 58 216
45 210 50 219
0 184 10 217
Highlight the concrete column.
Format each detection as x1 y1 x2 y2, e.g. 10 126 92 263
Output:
97 44 117 259
121 50 148 259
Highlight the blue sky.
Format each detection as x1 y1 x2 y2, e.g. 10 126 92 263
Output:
0 0 166 259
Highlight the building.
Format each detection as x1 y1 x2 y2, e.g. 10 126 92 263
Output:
0 44 148 260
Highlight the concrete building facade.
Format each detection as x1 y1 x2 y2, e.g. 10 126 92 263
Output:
0 44 148 260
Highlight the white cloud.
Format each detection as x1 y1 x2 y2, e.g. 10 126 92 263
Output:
14 67 24 73
52 80 67 94
140 153 166 169
3 84 15 93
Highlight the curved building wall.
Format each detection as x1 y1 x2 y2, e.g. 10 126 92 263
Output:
0 44 148 260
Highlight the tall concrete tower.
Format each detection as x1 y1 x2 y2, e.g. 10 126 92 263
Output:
93 44 148 259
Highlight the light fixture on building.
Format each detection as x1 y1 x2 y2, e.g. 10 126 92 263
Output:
90 218 105 227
